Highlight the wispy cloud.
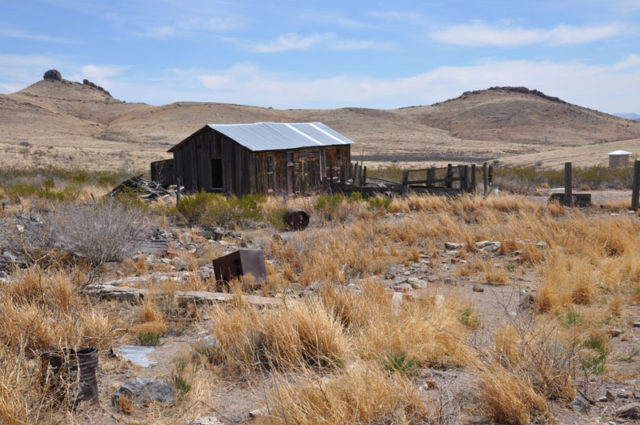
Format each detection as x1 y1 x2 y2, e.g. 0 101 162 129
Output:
247 32 393 52
137 26 177 39
0 28 74 43
136 15 245 39
431 22 624 46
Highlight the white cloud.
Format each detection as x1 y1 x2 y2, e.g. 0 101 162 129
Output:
250 33 333 53
247 32 393 52
194 58 640 113
432 22 623 47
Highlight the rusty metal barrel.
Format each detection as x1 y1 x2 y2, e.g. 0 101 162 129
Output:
283 208 310 230
41 347 99 406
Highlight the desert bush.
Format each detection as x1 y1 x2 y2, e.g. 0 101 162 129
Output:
0 200 150 269
50 200 150 267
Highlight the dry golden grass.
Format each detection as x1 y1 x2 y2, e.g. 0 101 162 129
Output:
482 261 511 285
0 268 113 353
479 363 549 425
3 190 640 424
208 299 349 375
255 363 434 425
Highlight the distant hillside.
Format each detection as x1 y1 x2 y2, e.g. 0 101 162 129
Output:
395 87 640 146
1 74 640 170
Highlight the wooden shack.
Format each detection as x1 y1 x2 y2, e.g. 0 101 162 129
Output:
167 122 353 196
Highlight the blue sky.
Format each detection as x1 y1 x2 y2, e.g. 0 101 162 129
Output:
1 0 640 113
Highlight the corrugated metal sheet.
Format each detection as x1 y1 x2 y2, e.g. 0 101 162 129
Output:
207 122 354 152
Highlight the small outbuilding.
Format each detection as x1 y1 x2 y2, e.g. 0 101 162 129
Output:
608 150 631 168
166 122 354 196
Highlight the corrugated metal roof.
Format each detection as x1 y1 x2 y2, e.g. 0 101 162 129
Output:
207 122 354 152
608 150 631 155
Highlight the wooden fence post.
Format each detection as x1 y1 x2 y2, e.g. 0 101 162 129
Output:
488 165 493 186
446 164 453 188
459 165 467 191
401 170 409 196
564 162 573 206
427 168 435 187
483 163 488 195
362 166 367 186
471 164 476 194
632 160 640 210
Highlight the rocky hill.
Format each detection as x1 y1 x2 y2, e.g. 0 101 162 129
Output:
1 72 639 170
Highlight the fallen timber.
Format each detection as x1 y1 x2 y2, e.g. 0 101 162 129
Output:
84 283 283 308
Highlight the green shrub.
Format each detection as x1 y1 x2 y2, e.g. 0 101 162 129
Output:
581 333 608 376
366 195 392 211
176 192 265 226
137 332 162 346
267 207 288 230
383 352 419 376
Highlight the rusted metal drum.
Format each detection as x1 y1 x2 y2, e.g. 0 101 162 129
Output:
283 208 310 230
41 347 99 406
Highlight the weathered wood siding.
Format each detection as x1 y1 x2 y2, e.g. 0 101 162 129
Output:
172 127 351 196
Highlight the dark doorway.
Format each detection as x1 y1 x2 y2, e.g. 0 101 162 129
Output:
211 158 223 189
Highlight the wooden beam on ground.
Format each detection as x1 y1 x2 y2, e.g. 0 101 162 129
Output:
83 284 283 308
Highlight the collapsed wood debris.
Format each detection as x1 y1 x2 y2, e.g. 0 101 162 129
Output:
107 174 180 201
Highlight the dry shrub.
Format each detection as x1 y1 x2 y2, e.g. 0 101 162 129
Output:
535 254 598 314
256 363 436 425
478 317 582 424
520 243 545 265
130 321 167 336
483 262 510 285
208 299 349 375
140 299 164 323
0 345 35 425
0 201 150 269
479 363 548 425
